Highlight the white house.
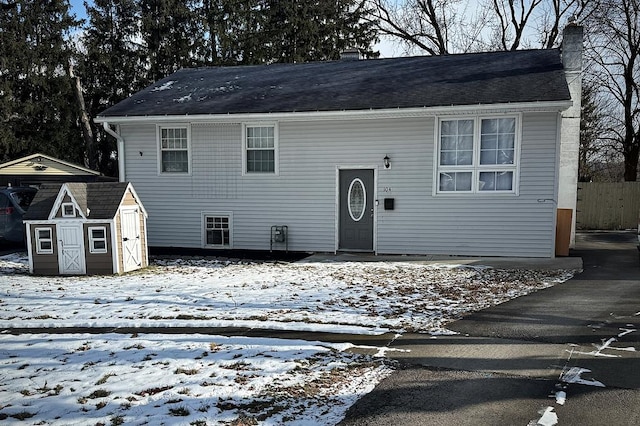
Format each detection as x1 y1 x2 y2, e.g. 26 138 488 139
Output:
94 26 582 258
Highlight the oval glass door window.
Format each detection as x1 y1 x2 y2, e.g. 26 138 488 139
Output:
347 178 366 222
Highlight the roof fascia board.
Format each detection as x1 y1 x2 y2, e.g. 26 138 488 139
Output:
94 100 572 125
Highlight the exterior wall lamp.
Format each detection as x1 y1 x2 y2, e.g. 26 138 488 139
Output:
383 155 391 169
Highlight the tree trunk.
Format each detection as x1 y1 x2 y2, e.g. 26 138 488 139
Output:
623 143 639 181
69 62 96 170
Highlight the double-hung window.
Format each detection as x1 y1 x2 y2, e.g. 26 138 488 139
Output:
35 228 53 255
203 214 231 248
244 124 277 174
437 116 518 194
88 226 108 254
159 126 190 173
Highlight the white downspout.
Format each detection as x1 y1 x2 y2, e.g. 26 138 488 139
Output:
103 122 125 182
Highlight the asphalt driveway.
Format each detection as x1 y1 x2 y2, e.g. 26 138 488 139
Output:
339 231 640 426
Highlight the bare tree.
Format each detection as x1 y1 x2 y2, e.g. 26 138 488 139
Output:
367 0 489 54
585 0 640 181
487 0 593 50
368 0 596 54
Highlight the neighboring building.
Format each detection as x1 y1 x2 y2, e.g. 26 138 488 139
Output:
94 26 582 258
0 153 113 188
23 182 148 275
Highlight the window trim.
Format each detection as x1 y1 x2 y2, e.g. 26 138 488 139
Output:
242 122 279 176
434 114 521 196
61 202 76 217
88 226 108 254
35 227 53 255
157 124 191 175
201 212 233 249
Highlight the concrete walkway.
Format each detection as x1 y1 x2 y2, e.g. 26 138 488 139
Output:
339 231 640 426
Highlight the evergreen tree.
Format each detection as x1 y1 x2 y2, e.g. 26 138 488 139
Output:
80 0 142 175
198 0 268 66
140 0 203 82
265 0 378 63
0 0 83 163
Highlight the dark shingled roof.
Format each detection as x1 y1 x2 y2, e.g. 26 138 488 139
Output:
99 49 571 118
24 182 132 221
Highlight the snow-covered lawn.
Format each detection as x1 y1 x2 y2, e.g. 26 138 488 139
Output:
0 252 576 425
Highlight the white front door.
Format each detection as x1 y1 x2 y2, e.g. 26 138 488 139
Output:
121 208 141 272
57 223 85 275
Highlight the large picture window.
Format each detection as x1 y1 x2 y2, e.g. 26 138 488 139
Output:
159 126 189 173
437 116 518 194
244 124 277 174
203 214 231 248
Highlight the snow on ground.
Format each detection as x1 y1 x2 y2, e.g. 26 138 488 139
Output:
0 252 577 425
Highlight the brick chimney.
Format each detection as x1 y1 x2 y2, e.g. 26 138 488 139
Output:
340 48 361 61
558 22 583 249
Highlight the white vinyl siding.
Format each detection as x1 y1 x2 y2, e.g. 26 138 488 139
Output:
437 116 519 194
158 125 190 174
35 228 53 254
119 111 559 258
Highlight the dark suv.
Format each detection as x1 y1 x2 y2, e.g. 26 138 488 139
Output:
0 187 37 243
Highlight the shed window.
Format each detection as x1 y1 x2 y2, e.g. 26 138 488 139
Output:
244 124 278 174
203 214 231 248
35 228 53 254
159 126 190 173
437 116 519 194
88 226 108 254
62 203 76 217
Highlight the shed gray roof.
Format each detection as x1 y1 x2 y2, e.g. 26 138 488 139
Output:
24 182 132 221
99 49 571 118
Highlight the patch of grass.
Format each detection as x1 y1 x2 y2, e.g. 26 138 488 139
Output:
230 413 259 425
136 385 172 397
76 342 91 352
166 398 183 404
110 415 125 426
35 382 63 396
96 401 107 410
9 411 35 420
177 388 191 395
87 389 111 399
95 373 116 385
168 406 190 417
81 361 96 370
174 367 199 375
191 420 208 426
19 389 31 396
123 343 145 350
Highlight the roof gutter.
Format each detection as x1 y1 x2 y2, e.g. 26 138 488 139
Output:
102 122 125 182
93 100 573 125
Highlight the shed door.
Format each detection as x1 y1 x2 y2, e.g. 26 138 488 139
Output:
57 223 85 275
339 169 374 251
121 207 141 272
